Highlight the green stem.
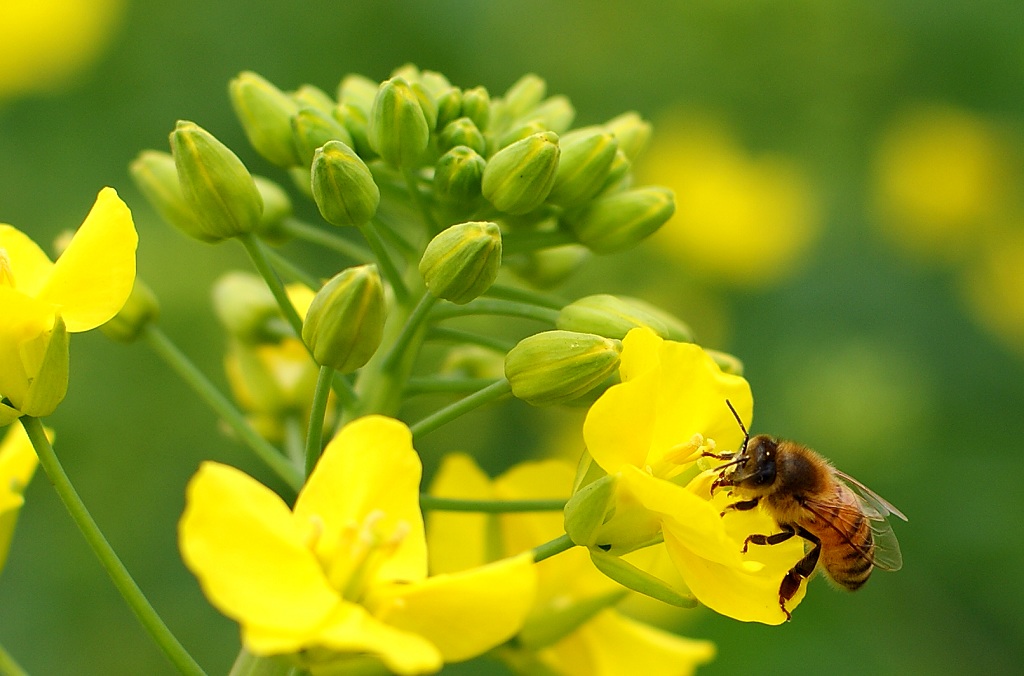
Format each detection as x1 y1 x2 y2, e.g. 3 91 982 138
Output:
372 214 418 257
279 217 373 262
283 415 305 473
143 325 303 493
430 298 560 324
426 326 515 353
357 222 409 303
20 416 207 676
305 365 334 477
0 641 27 676
228 648 303 676
532 533 577 563
419 496 567 512
484 283 565 310
260 246 320 289
382 292 436 370
402 167 439 232
409 379 512 439
404 377 500 395
238 233 304 338
502 229 576 254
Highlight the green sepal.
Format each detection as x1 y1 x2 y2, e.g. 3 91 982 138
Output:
563 472 617 547
229 71 301 167
589 548 697 608
20 316 69 418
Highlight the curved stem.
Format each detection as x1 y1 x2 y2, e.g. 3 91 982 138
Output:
20 416 207 676
419 496 567 513
357 222 409 303
382 292 436 370
502 229 576 254
143 325 303 493
238 233 304 338
484 283 565 310
0 641 27 676
426 326 514 353
532 533 576 563
260 246 320 289
279 217 373 262
409 379 512 439
430 298 560 324
304 365 334 477
404 377 500 395
402 167 439 232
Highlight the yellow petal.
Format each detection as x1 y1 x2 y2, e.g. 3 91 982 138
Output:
179 462 339 637
373 552 537 662
540 609 715 676
617 326 663 382
0 424 40 573
0 224 54 296
37 188 138 332
426 453 494 574
295 415 427 584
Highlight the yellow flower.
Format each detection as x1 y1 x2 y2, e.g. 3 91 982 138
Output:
179 415 536 675
0 0 125 99
579 328 806 625
0 188 137 420
0 424 39 574
639 117 820 288
428 454 716 676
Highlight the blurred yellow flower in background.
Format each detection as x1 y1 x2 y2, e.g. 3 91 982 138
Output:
0 0 125 99
639 116 821 288
871 105 1014 263
0 424 39 574
960 227 1024 354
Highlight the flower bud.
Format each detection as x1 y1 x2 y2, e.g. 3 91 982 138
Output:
438 117 486 155
100 279 160 343
129 150 203 240
557 294 693 342
170 120 263 242
597 149 632 196
439 345 505 380
532 95 576 134
337 73 378 115
229 71 301 167
302 264 386 372
506 244 590 288
563 473 616 547
212 272 289 344
505 330 621 406
411 81 439 132
311 140 380 227
434 87 463 131
291 84 337 116
433 146 486 206
460 86 491 131
547 129 618 208
604 111 652 161
291 107 354 166
334 103 376 159
482 131 560 215
567 186 674 253
419 221 502 304
490 120 548 155
494 73 546 128
368 77 430 169
252 175 293 244
417 69 453 98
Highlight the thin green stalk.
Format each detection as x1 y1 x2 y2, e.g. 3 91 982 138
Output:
502 229 576 255
404 376 500 395
238 233 304 338
430 298 560 324
143 325 303 493
419 496 568 512
305 365 334 477
20 416 207 676
372 214 418 257
402 167 438 232
532 533 576 563
426 326 515 353
484 283 566 310
282 415 305 473
0 641 27 676
260 246 320 289
382 291 437 370
279 217 373 262
356 222 409 303
409 379 512 439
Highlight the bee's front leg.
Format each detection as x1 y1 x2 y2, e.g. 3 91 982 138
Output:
778 526 821 621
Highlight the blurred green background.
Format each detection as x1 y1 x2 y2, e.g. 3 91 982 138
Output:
2 1 1023 674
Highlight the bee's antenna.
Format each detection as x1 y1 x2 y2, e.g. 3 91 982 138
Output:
725 399 750 454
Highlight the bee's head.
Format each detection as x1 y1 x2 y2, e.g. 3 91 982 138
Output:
727 434 778 490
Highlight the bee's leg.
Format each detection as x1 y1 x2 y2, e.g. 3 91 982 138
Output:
778 527 821 621
721 497 759 517
741 523 795 553
701 450 736 461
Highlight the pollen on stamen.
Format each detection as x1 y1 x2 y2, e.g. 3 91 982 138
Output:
663 433 708 465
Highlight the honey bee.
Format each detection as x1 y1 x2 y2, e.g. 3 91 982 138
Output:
704 401 907 620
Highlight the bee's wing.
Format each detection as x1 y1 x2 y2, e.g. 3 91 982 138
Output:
833 469 908 521
831 470 905 572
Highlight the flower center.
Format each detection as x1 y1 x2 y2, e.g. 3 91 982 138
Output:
648 433 716 482
308 509 410 603
0 248 15 288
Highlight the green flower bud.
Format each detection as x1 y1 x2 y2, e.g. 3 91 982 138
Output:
170 120 264 242
17 317 69 418
292 107 354 166
567 186 674 254
417 69 453 98
419 221 502 304
490 120 548 156
129 150 202 240
212 272 289 344
439 344 505 380
547 129 618 208
101 279 160 343
433 146 486 206
589 549 696 608
434 87 463 131
460 86 491 131
291 84 337 116
368 77 430 169
411 81 439 131
482 131 560 215
229 71 301 167
337 73 378 114
706 348 744 376
494 73 546 128
563 473 616 547
252 175 293 244
311 140 380 227
506 243 590 288
531 95 576 134
438 117 486 155
505 330 621 406
557 294 693 342
334 103 376 159
597 149 632 196
390 63 422 82
302 264 386 372
604 111 652 161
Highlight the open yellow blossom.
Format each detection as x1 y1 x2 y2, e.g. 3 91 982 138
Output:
0 188 137 421
579 328 806 624
0 424 39 573
179 415 536 675
428 454 716 676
